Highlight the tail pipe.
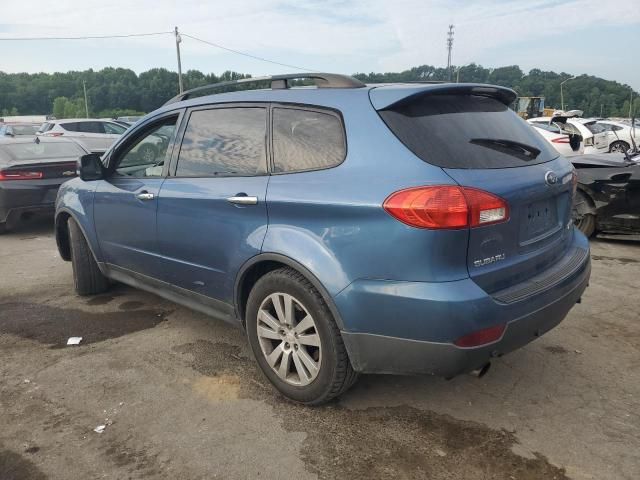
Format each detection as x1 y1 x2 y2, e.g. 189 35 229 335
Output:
469 362 491 378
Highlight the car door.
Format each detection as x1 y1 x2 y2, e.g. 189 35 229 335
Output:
93 111 183 279
72 121 104 152
155 104 270 304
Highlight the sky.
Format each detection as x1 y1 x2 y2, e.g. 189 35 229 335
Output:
1 0 639 91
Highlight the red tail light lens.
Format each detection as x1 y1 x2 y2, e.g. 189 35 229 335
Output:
44 132 64 137
0 170 44 181
551 136 570 144
454 324 506 348
383 186 509 229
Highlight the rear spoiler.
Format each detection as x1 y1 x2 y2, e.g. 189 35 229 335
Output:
369 83 517 111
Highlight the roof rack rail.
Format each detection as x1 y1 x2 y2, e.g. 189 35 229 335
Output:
164 73 366 105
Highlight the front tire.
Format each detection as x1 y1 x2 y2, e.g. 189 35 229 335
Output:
246 268 357 405
68 218 109 296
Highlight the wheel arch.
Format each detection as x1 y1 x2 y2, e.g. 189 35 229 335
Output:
55 208 103 267
234 253 346 331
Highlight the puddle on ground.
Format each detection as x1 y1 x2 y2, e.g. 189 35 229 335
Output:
0 448 47 480
0 302 168 348
118 301 145 311
174 339 568 480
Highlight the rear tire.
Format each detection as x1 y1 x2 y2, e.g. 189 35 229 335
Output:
572 191 596 237
0 222 7 234
609 141 630 154
68 218 109 295
246 267 357 405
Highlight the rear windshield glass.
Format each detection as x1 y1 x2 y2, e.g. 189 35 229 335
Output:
11 125 38 135
379 95 559 169
0 142 86 161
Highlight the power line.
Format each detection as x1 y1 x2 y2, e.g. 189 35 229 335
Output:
181 33 316 72
0 28 318 75
0 31 173 41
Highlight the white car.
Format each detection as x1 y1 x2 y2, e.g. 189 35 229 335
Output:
596 120 639 153
36 119 127 154
529 115 608 154
528 122 584 157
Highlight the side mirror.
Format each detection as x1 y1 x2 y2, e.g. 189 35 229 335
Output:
78 153 105 181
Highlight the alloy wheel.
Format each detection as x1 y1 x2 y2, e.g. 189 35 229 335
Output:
256 292 322 386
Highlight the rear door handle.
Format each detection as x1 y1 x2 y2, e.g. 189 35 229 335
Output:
136 192 155 201
227 195 258 205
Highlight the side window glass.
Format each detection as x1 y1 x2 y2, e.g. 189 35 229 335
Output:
114 116 178 177
175 107 267 177
88 122 105 134
272 108 346 173
61 122 79 132
104 122 126 135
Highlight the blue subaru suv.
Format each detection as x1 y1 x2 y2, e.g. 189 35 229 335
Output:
55 74 590 404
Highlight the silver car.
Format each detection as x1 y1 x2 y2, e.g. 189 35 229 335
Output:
37 119 127 154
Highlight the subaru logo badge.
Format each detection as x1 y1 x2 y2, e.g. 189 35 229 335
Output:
545 171 558 186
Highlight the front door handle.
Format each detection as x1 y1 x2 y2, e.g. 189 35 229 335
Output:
227 195 258 205
136 192 155 201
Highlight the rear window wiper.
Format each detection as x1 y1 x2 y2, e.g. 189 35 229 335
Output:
470 138 541 161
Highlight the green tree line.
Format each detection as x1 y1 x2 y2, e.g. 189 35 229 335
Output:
0 64 637 118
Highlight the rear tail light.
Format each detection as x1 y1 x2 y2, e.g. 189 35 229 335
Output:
454 324 506 348
44 132 64 137
551 136 570 144
0 170 44 181
383 186 509 229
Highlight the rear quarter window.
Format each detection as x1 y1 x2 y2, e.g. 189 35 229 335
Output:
272 107 346 173
379 95 559 169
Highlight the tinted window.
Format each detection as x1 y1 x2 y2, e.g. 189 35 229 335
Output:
114 116 178 178
273 108 345 173
379 95 558 169
61 122 80 132
78 122 105 134
176 108 266 177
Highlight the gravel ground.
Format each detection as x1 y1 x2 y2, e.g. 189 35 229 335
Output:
1 217 638 480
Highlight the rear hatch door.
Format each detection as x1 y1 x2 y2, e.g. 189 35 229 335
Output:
374 85 575 294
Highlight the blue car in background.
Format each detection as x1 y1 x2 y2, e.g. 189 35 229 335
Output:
55 74 591 404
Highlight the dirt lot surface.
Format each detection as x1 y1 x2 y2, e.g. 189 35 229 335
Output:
1 218 638 480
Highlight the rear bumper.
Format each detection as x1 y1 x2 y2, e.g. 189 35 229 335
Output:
337 229 590 376
0 180 64 224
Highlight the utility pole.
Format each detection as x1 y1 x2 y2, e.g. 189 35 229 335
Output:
82 80 89 118
630 90 633 119
446 25 454 82
175 26 184 94
560 75 576 112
